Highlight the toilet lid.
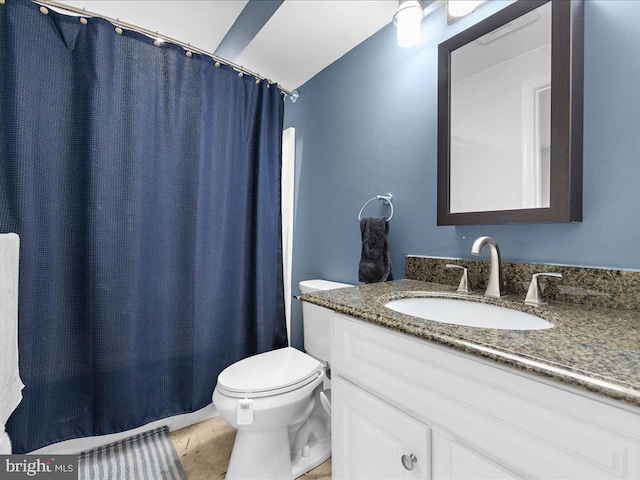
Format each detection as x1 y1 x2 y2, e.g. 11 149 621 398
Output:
216 347 323 398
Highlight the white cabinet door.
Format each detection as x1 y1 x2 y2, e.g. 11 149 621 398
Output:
332 376 430 480
432 431 523 480
332 312 640 479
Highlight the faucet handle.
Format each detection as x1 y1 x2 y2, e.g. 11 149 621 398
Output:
446 264 473 294
525 272 562 306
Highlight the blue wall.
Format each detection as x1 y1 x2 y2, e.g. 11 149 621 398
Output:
285 0 640 349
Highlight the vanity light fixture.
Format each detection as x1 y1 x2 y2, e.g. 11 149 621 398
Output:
394 0 485 47
447 0 485 23
393 0 424 48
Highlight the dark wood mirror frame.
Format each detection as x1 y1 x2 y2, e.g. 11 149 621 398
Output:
437 0 584 226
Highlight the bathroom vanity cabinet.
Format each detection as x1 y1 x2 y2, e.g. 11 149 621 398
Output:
331 313 640 479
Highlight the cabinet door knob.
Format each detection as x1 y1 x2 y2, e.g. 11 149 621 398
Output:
401 453 417 470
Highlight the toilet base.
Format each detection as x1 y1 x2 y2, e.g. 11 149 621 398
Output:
226 427 291 479
291 435 331 479
225 427 331 480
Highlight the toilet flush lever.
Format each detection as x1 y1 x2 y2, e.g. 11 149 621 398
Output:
446 264 473 294
525 272 562 306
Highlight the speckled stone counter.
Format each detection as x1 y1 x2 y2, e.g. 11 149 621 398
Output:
299 279 640 408
406 255 640 311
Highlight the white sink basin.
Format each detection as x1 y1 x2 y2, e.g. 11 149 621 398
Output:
384 297 553 330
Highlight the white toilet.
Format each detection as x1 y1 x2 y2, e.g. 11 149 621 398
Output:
212 279 352 480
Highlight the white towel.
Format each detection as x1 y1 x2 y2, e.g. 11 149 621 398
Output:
0 427 12 455
0 233 24 454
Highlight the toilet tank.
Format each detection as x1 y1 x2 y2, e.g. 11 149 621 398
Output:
300 279 352 364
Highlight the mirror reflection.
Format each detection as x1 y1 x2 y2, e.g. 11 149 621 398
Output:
449 2 551 213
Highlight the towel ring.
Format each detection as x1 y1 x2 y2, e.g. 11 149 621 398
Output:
358 194 394 222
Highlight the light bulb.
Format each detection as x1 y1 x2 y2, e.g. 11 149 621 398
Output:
394 0 424 48
447 0 484 18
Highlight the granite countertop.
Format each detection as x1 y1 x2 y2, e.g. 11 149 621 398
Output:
299 279 640 408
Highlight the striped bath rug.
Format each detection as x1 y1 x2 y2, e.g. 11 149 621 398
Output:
78 426 186 480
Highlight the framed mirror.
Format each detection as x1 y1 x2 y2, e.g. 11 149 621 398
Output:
437 0 584 225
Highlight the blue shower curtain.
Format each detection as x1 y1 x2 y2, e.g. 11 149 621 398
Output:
0 0 287 453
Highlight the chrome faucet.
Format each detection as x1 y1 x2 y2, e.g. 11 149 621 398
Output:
471 236 506 298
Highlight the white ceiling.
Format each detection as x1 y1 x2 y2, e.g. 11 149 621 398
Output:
61 1 249 53
235 1 399 91
56 0 399 92
452 1 551 82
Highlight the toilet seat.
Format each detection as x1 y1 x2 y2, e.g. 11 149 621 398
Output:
217 347 323 398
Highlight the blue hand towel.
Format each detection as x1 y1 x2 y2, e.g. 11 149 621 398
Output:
358 217 393 284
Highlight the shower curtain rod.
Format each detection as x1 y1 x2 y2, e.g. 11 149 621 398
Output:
30 0 297 100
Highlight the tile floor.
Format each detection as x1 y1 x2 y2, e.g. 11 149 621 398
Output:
170 416 331 480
